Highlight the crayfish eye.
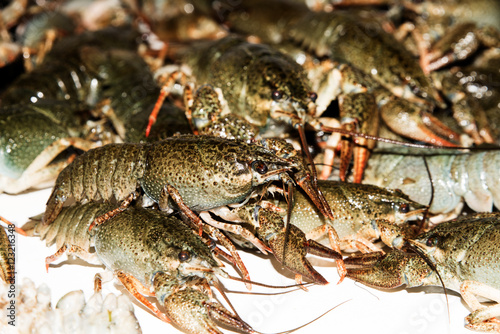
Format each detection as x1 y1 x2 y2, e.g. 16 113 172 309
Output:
309 92 318 103
178 250 191 262
426 236 438 247
251 160 268 174
399 203 410 214
272 90 283 101
409 81 421 95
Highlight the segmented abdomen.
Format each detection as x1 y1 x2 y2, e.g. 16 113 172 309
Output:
363 150 500 214
61 143 147 203
43 143 147 225
28 203 115 252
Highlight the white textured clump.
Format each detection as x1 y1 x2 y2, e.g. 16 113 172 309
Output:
0 278 142 334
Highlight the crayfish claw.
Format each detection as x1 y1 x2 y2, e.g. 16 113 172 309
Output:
380 98 461 147
162 287 256 334
258 208 331 284
295 172 335 221
345 249 431 289
117 271 171 323
338 92 379 183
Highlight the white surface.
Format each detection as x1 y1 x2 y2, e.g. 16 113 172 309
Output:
1 189 473 334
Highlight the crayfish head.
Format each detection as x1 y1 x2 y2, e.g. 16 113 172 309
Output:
250 52 314 126
258 137 334 220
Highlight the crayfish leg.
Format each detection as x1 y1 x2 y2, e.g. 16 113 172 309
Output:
88 192 135 232
317 117 341 180
199 211 271 254
5 137 99 195
45 244 95 272
116 270 171 323
162 184 203 235
160 286 257 334
460 280 500 332
338 92 378 183
203 224 252 290
146 70 187 137
305 223 346 282
0 216 26 236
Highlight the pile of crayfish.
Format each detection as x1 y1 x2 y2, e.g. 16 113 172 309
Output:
1 0 499 333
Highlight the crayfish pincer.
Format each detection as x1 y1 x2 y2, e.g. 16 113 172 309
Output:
346 213 500 332
42 135 333 226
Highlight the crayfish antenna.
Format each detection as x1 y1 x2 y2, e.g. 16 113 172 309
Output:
224 273 315 290
281 181 294 281
272 299 352 334
319 125 475 150
420 155 434 232
406 242 451 327
297 123 318 188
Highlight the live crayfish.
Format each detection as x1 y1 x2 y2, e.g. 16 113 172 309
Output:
42 134 333 225
212 0 486 183
41 134 339 284
200 179 425 283
146 34 323 183
272 180 427 253
0 26 146 194
24 202 257 334
346 212 500 332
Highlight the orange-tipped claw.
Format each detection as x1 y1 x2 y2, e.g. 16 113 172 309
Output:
380 98 461 147
118 271 171 323
317 118 341 180
338 92 379 183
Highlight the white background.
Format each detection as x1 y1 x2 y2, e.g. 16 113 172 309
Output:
1 189 473 334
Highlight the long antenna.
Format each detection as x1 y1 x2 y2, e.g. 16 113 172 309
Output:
406 242 451 327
